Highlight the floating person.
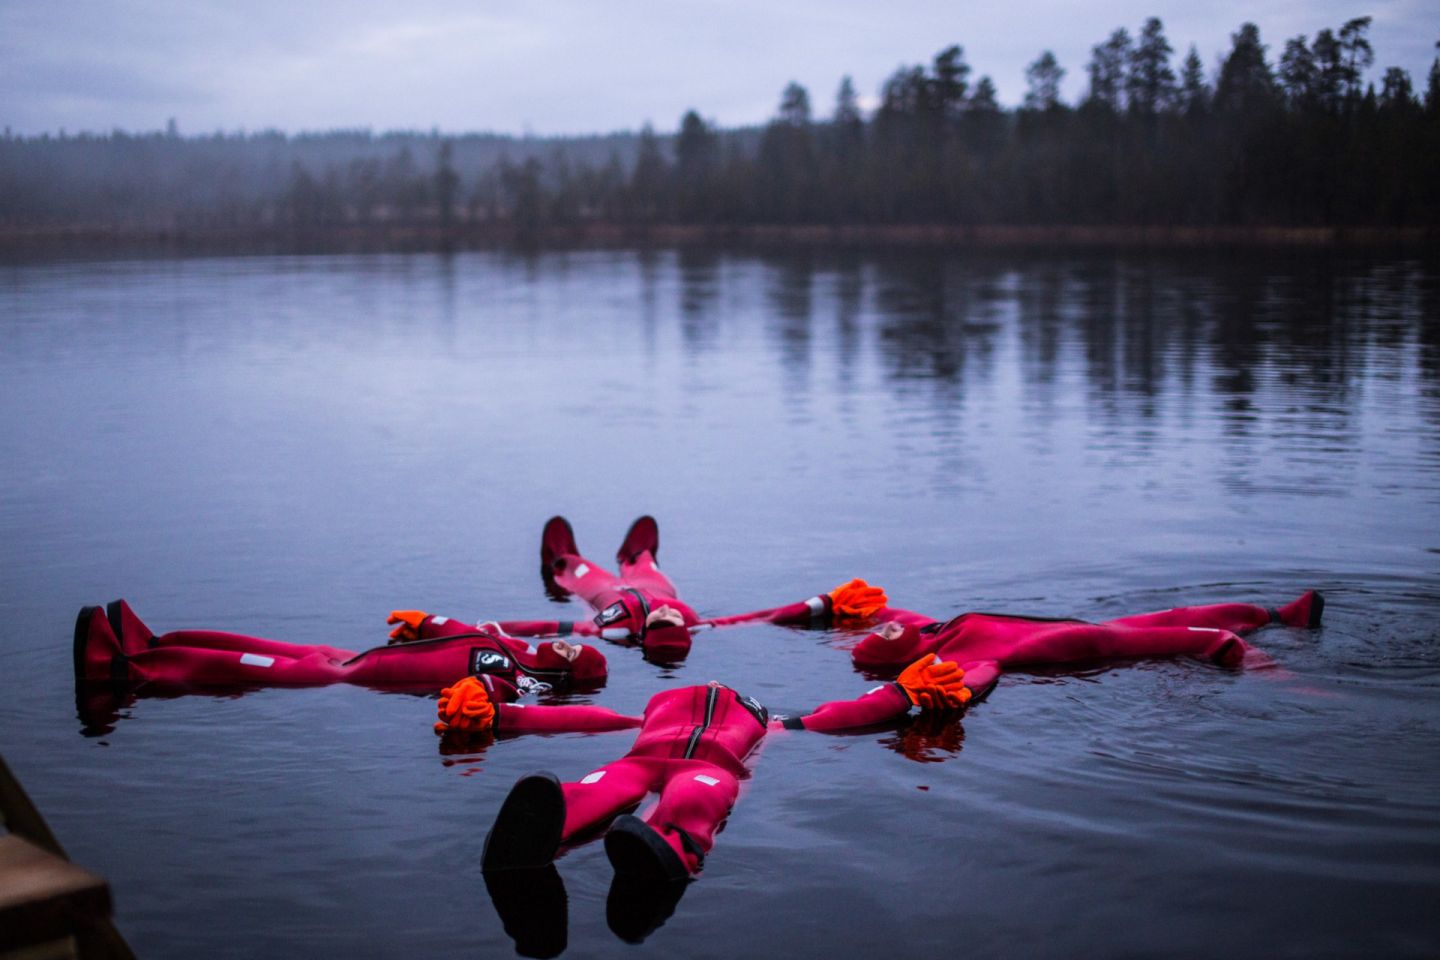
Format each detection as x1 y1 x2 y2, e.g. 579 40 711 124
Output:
388 514 891 662
73 600 609 713
848 590 1326 698
455 587 1327 948
434 654 969 942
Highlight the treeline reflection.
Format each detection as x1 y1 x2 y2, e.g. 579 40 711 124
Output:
655 249 1438 437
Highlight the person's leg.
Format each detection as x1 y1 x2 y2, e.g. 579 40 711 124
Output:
541 516 630 604
1101 591 1323 633
150 629 354 661
484 758 657 871
616 515 659 567
75 605 354 684
559 758 658 841
606 761 739 880
618 552 680 600
121 643 350 685
546 552 628 608
615 516 681 596
1001 621 1252 668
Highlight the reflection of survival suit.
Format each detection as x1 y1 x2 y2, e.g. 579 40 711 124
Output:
73 600 607 697
396 515 890 663
849 590 1326 697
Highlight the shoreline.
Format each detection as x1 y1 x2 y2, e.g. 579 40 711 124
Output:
1 222 1434 258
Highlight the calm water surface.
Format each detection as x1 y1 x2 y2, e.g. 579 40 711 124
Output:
2 248 1438 958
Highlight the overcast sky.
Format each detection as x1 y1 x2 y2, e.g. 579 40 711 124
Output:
2 1 1435 137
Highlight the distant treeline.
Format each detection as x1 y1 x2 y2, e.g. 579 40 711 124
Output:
3 16 1438 239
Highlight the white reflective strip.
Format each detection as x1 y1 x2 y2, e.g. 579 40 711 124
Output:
805 596 826 617
601 628 632 640
581 771 606 785
239 653 274 668
1188 627 1219 633
575 563 589 578
431 615 449 625
866 684 885 695
694 774 720 786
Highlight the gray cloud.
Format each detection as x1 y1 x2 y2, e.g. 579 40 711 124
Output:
1 0 1435 136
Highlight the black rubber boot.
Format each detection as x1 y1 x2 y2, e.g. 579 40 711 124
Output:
604 814 689 883
483 773 566 871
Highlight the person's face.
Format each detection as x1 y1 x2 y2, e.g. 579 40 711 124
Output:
647 605 685 629
876 621 908 642
526 638 608 684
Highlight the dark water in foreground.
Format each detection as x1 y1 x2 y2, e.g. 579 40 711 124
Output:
2 248 1438 958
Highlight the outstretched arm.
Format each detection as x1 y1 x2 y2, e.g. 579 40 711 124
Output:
433 675 640 736
777 656 973 732
705 579 939 630
388 610 599 644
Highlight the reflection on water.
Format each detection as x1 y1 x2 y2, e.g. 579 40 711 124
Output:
1 248 1438 959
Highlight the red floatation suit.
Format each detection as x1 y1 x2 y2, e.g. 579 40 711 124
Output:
849 592 1324 698
517 514 862 661
74 601 607 696
485 680 917 876
407 582 849 663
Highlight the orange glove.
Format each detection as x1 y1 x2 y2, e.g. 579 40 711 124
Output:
387 610 429 643
896 655 971 710
434 676 496 735
827 578 888 620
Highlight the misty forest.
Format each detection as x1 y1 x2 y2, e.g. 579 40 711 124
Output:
3 16 1438 237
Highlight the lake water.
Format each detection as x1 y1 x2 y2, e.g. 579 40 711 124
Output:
2 247 1438 958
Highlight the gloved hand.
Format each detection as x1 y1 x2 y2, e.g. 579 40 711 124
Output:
897 655 971 710
387 609 429 643
434 676 496 735
827 578 888 620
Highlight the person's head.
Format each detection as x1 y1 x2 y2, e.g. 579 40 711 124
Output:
529 638 608 683
851 621 931 668
593 591 693 661
476 624 608 691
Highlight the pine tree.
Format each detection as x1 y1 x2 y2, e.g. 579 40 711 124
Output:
931 45 971 117
1338 17 1375 101
1086 28 1132 110
1128 18 1178 113
1024 51 1066 110
777 82 812 127
833 76 862 127
1179 45 1210 116
1214 23 1277 115
1279 36 1317 108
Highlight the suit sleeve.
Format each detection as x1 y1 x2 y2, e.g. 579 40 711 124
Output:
492 703 643 735
705 598 939 630
416 615 598 640
781 682 916 732
705 595 836 628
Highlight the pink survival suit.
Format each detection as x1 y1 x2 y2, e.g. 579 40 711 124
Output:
73 600 607 696
850 590 1326 697
405 515 866 663
477 678 921 882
